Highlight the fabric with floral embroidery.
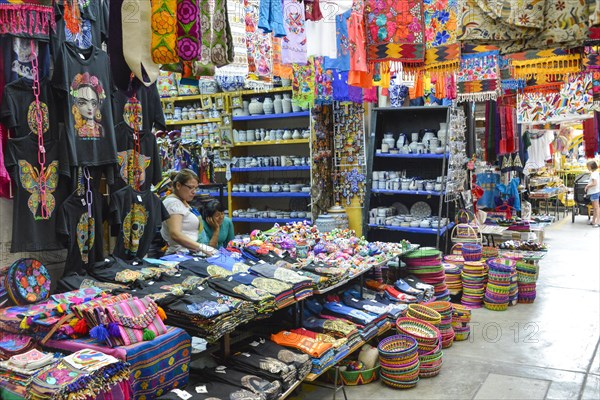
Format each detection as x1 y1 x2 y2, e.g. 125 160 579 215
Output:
314 57 334 104
292 58 316 107
424 0 460 70
281 0 307 64
365 0 426 66
456 51 501 102
323 9 352 71
348 0 367 73
245 0 274 82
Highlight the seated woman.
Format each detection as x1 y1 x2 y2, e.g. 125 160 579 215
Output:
199 198 235 249
160 169 217 256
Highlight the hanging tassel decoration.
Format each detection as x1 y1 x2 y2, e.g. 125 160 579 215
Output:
143 328 156 341
73 319 89 335
157 306 167 321
90 325 110 342
107 322 122 338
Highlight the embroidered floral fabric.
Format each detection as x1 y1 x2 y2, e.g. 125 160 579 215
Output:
364 0 425 66
424 0 460 69
292 58 316 107
456 51 501 102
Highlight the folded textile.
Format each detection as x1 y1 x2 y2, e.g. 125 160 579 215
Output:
321 302 376 326
231 273 296 309
227 352 296 390
303 316 358 338
208 277 276 316
197 365 279 400
271 331 333 358
244 337 311 381
159 375 260 400
250 264 313 301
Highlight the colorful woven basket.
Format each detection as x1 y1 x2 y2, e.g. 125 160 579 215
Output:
396 317 441 343
461 243 483 261
482 246 499 258
486 257 516 273
407 304 442 326
326 364 381 386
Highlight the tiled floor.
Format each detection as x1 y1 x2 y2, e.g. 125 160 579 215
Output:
292 216 600 400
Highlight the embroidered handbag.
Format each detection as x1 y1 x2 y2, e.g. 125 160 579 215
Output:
102 296 167 346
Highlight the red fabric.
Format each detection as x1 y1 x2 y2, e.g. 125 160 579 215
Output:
583 114 600 158
290 328 318 339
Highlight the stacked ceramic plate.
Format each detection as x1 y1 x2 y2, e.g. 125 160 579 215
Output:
396 317 443 378
424 301 455 348
404 249 450 301
461 261 486 308
378 334 420 389
451 304 472 341
484 258 516 311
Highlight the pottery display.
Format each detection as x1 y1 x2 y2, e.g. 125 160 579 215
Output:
249 98 264 115
242 100 250 116
282 93 292 113
327 204 349 230
273 94 283 114
396 133 406 149
292 129 301 139
382 133 396 149
315 213 337 233
263 97 274 114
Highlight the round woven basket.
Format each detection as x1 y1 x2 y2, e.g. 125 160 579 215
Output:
407 304 442 325
378 335 419 359
461 243 483 261
486 257 516 272
396 317 441 343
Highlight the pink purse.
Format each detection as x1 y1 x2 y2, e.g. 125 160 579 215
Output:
102 297 167 346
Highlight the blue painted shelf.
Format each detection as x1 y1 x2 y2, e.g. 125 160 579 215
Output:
230 192 310 198
368 222 454 236
196 191 227 197
375 153 449 159
371 189 444 196
232 111 310 121
232 217 310 224
231 166 310 173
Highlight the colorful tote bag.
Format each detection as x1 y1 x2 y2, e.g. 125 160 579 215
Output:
104 296 167 346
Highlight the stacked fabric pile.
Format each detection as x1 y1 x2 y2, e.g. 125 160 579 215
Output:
404 249 450 301
158 286 255 342
342 290 407 322
424 301 455 348
227 351 297 390
289 328 349 366
250 264 313 301
246 336 312 381
231 273 296 309
451 304 472 341
516 261 538 303
207 277 277 316
484 258 516 311
461 261 487 308
378 334 420 389
396 317 443 379
271 331 335 375
199 365 281 400
0 349 56 394
298 261 348 289
28 349 130 400
365 279 419 303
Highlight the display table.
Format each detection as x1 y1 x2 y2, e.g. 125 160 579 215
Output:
44 326 190 400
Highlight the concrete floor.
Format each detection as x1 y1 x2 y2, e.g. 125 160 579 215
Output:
292 216 600 400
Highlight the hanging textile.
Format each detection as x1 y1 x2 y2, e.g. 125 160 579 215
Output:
176 0 202 61
517 74 595 124
245 0 273 83
314 57 333 104
364 0 425 68
0 0 55 39
281 0 307 65
424 0 460 71
122 0 160 87
485 101 497 163
456 51 501 102
292 58 315 108
151 0 180 64
348 0 367 73
216 0 249 77
272 37 293 78
583 113 600 158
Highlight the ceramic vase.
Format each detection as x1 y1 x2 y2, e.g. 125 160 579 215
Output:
273 94 283 114
282 93 292 113
263 97 274 114
249 98 263 115
242 100 250 116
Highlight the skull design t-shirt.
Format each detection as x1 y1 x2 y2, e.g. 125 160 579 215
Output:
56 187 107 275
110 186 169 260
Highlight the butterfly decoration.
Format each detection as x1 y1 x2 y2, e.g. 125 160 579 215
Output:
18 160 59 220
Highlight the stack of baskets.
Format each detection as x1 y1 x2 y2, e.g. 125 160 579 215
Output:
404 249 450 301
508 267 519 306
516 261 537 303
396 317 443 378
451 304 472 341
377 335 420 389
484 258 516 311
407 304 442 327
461 261 487 308
424 301 455 348
443 263 462 296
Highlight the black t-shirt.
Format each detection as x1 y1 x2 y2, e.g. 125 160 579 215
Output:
52 42 117 167
50 0 108 61
4 135 70 252
112 123 162 192
0 77 60 139
112 84 166 132
110 186 169 260
56 187 107 275
0 36 51 84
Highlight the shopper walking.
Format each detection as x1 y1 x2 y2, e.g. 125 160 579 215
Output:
585 160 600 227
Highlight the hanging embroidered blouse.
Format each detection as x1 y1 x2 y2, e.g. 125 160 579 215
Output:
323 9 352 71
281 0 307 65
